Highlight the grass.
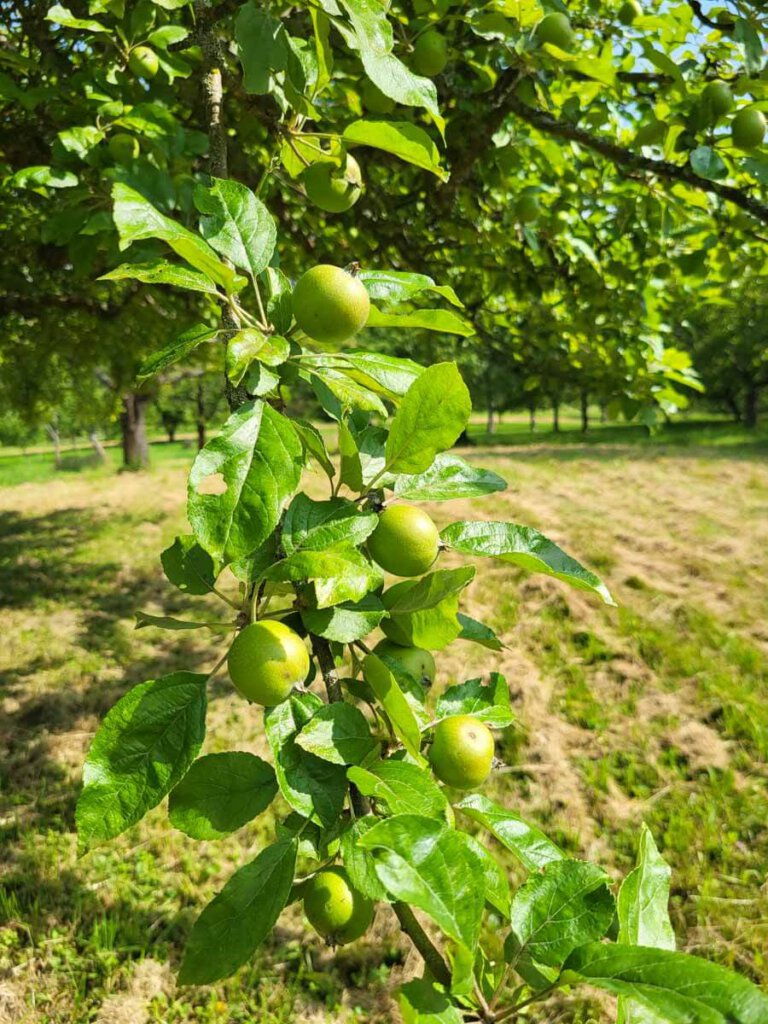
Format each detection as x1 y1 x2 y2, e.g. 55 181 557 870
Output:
1 418 767 1021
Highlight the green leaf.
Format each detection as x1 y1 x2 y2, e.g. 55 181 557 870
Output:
358 270 463 309
292 419 335 482
302 594 386 643
111 184 243 293
308 367 388 419
225 329 289 387
619 825 675 950
382 568 475 650
161 534 217 595
690 146 727 182
235 3 300 95
340 817 389 902
187 400 303 566
339 419 363 493
137 323 219 380
76 672 207 846
46 4 109 32
169 752 278 839
100 259 219 295
359 814 485 949
296 702 378 765
326 351 425 399
392 454 506 501
197 177 277 277
399 978 463 1024
339 0 443 132
264 692 348 827
179 839 297 984
57 125 104 158
348 760 452 822
507 860 615 968
263 267 293 334
261 545 383 609
457 613 504 651
343 120 446 179
618 825 676 1024
283 494 378 554
435 674 514 728
10 165 79 189
385 363 471 474
362 654 424 761
563 944 768 1024
440 521 615 606
367 306 474 337
461 833 511 917
455 793 565 871
135 611 231 633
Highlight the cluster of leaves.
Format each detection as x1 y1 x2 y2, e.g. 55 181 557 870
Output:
7 0 767 434
75 161 768 1020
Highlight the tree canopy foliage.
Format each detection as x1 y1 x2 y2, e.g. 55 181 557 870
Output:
1 0 766 445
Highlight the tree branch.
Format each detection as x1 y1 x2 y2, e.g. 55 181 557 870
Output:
310 635 453 988
392 903 452 988
504 92 768 226
195 0 246 411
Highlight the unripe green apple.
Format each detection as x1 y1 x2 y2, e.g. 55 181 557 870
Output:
731 108 766 150
292 264 370 344
227 620 309 706
537 13 576 50
412 29 449 77
302 154 362 214
618 0 642 25
362 80 395 114
702 80 734 119
429 715 495 789
129 46 159 79
374 639 436 685
368 505 440 577
108 133 139 163
303 868 374 945
515 193 540 224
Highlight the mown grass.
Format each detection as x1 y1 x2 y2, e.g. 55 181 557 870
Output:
1 420 767 1021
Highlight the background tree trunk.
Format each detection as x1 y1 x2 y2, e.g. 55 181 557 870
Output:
580 390 589 433
121 392 150 468
196 381 207 449
89 430 106 462
552 397 560 433
744 384 759 428
486 406 496 435
46 423 62 468
528 403 536 432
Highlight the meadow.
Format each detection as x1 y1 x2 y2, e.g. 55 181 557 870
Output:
1 417 767 1023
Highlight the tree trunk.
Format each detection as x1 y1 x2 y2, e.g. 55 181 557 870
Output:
599 401 607 424
725 394 742 423
167 423 177 444
552 398 560 433
89 430 106 462
744 384 759 428
121 392 150 468
580 390 589 433
528 404 536 432
196 381 207 449
46 423 62 468
486 405 496 435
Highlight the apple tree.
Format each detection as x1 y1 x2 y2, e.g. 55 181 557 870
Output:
52 1 768 1021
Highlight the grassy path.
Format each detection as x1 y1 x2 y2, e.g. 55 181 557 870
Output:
1 430 766 1022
